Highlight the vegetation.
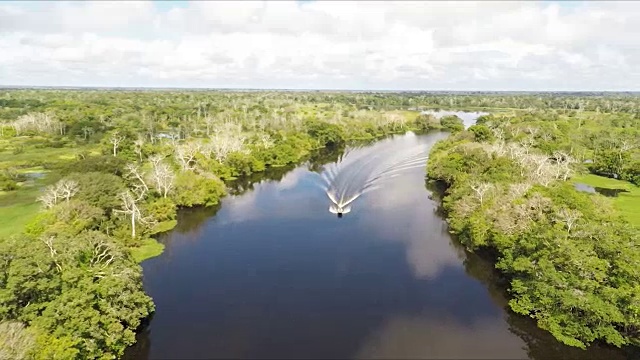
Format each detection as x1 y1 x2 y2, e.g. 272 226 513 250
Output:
1 89 639 357
572 174 640 227
427 106 640 350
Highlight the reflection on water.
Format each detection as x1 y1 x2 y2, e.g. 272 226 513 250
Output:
126 129 634 360
419 110 489 128
574 182 630 197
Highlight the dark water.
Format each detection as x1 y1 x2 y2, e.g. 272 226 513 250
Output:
126 130 634 360
574 182 630 197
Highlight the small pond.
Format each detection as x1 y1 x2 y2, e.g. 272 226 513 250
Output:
574 182 629 197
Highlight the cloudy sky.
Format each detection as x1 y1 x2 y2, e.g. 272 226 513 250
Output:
0 1 638 90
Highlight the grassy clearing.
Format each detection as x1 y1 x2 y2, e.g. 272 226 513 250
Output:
130 238 165 263
0 202 39 238
573 173 640 227
0 179 47 237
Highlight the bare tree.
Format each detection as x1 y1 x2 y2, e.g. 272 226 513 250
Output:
125 163 150 198
555 208 582 233
209 132 247 162
36 188 59 209
553 150 576 181
147 155 175 198
470 182 493 205
36 179 79 208
88 236 119 278
114 191 154 238
110 131 125 157
0 321 35 360
81 126 93 140
133 135 145 162
41 236 62 272
57 179 79 202
508 182 532 200
11 112 62 136
174 141 202 171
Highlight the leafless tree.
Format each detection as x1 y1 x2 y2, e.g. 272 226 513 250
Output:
41 236 62 272
147 155 175 198
11 112 62 136
0 321 35 360
125 163 150 198
470 182 493 205
133 136 145 161
81 126 93 140
37 179 79 208
209 132 247 162
553 150 576 181
508 182 532 200
114 191 154 239
88 236 119 278
555 208 582 233
110 131 125 157
58 179 79 202
174 141 202 171
37 188 59 209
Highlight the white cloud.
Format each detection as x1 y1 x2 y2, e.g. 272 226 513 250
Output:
355 313 527 359
0 0 638 90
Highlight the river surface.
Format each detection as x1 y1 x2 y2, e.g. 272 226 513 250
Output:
126 116 634 359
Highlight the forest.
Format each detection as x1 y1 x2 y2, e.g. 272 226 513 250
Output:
0 89 639 358
427 106 640 349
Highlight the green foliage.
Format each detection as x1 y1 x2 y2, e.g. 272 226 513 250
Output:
573 174 640 227
304 119 346 147
0 231 154 358
69 172 126 212
427 118 640 350
413 114 441 131
3 89 640 357
440 115 465 132
468 124 494 142
0 176 17 191
60 155 127 176
171 172 226 207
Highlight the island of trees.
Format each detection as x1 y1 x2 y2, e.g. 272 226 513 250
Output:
0 89 638 358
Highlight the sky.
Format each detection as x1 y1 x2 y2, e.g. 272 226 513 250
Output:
0 0 638 91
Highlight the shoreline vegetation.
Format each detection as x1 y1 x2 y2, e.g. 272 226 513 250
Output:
426 109 640 350
0 90 639 358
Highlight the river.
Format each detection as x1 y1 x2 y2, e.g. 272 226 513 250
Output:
125 114 634 359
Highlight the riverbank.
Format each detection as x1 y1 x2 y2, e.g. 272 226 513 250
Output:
426 118 640 350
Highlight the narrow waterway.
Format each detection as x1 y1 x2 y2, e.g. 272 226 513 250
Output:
126 115 633 359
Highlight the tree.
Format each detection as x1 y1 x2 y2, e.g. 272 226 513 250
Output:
469 124 494 142
147 155 175 198
174 141 202 171
470 182 493 204
69 172 126 211
109 130 125 157
133 135 145 161
0 322 35 359
555 207 582 233
113 190 154 238
36 179 79 209
171 172 226 207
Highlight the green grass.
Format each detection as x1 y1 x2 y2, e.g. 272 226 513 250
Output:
573 174 640 227
0 185 43 238
0 202 39 238
130 238 165 263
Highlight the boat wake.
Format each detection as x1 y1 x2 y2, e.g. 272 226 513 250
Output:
314 133 429 217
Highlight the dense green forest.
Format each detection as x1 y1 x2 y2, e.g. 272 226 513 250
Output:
427 108 640 349
0 89 639 358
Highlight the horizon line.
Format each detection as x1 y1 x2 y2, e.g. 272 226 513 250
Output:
0 85 638 94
